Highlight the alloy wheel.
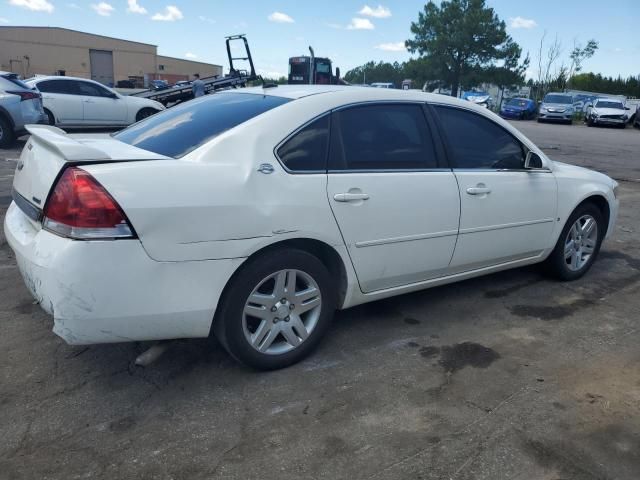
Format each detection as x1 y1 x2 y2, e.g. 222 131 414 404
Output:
564 214 598 271
242 269 322 355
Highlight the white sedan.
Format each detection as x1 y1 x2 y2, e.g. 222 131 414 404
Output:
5 86 619 370
26 76 164 128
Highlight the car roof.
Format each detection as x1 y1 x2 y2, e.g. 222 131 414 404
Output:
596 97 623 102
26 75 101 84
222 85 474 108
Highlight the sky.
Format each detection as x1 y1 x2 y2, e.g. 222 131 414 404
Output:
1 0 639 80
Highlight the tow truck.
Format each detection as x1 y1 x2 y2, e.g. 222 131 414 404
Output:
288 47 344 85
132 34 257 106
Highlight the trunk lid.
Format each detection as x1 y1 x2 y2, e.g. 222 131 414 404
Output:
12 125 168 215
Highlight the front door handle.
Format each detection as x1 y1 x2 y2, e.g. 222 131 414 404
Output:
466 184 491 195
333 192 370 202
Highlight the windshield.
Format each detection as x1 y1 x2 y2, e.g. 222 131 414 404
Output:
315 62 331 74
506 99 528 107
543 94 573 104
596 101 624 109
114 92 290 158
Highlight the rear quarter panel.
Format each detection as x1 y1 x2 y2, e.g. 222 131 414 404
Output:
84 98 348 262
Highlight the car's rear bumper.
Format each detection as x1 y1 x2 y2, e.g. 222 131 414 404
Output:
4 202 243 345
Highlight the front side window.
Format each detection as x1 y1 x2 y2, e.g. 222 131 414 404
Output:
277 115 329 172
434 106 524 170
76 81 112 97
114 92 290 158
329 103 438 171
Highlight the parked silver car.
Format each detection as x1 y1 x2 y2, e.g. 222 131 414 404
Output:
537 92 575 124
0 71 47 148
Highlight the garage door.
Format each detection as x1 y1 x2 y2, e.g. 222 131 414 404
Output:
89 49 114 86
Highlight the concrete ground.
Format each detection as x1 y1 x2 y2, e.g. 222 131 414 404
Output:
0 122 639 480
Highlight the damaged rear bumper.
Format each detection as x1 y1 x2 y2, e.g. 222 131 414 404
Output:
4 202 243 345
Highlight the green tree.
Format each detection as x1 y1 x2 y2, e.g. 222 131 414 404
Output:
406 0 524 97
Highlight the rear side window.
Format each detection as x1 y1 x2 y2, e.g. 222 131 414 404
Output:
36 80 78 95
434 106 524 170
114 93 290 158
277 115 329 172
329 103 438 171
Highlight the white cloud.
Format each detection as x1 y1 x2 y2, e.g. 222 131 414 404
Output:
347 18 374 30
509 16 537 29
8 0 54 13
151 5 183 21
198 15 215 24
268 11 294 23
127 0 146 14
0 17 9 23
359 5 391 18
91 2 114 16
375 42 406 52
184 52 197 59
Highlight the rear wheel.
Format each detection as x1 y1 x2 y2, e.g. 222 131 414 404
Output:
0 115 15 148
214 249 336 370
543 203 604 281
136 108 158 122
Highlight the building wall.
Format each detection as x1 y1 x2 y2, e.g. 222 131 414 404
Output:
0 26 221 86
156 55 221 80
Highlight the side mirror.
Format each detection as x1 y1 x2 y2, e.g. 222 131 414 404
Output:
625 106 631 110
586 103 593 108
525 151 544 170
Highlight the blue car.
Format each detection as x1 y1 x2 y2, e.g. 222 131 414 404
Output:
500 97 536 120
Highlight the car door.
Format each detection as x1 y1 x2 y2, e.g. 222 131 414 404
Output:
75 80 127 125
432 105 557 271
326 103 460 293
36 79 83 125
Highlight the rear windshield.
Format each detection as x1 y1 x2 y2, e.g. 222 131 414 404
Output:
543 94 573 104
0 74 30 90
114 92 290 158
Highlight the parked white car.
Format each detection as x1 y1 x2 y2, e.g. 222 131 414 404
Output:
25 76 165 128
5 86 619 369
585 98 630 128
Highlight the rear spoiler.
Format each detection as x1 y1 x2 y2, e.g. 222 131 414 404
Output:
25 125 111 162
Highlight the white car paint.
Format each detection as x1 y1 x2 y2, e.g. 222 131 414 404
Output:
586 98 629 125
4 86 619 347
26 76 164 128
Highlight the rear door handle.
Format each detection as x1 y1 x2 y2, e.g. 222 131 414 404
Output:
466 186 491 195
333 193 370 202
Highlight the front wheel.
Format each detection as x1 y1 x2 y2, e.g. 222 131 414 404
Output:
543 203 604 281
214 249 336 370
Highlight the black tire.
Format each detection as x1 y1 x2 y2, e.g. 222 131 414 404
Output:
136 108 159 122
543 202 605 281
0 115 15 148
587 116 594 127
213 249 337 370
44 109 55 126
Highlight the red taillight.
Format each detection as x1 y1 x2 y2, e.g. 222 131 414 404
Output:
7 90 41 101
43 167 135 239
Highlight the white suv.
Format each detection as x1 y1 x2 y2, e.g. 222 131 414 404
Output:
26 76 164 128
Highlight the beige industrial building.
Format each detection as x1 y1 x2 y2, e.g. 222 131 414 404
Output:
0 26 222 87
